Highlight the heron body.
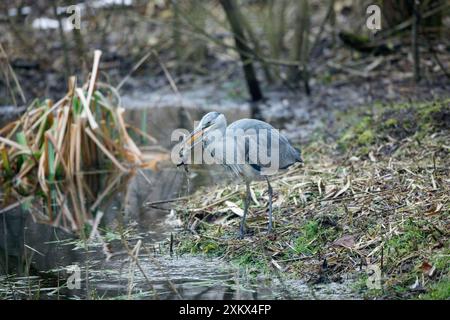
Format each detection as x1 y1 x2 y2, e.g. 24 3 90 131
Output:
181 112 302 237
226 118 302 178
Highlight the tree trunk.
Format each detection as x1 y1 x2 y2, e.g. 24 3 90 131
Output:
219 0 263 106
288 0 310 95
171 0 182 73
412 0 421 82
381 0 443 33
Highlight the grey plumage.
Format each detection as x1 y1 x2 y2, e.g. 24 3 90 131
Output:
181 112 302 237
227 118 302 174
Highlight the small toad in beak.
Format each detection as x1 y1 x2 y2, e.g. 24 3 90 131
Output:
189 128 203 146
177 125 212 168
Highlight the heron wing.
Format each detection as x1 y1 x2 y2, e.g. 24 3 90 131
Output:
227 119 301 172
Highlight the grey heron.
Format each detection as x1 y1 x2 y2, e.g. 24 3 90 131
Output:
179 111 302 238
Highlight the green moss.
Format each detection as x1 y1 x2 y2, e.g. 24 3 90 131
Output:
356 116 373 131
357 130 375 145
357 146 370 156
233 251 269 272
419 278 450 300
294 220 320 255
384 118 398 127
337 99 450 155
178 236 225 256
392 284 410 295
293 219 338 256
417 100 450 131
337 116 374 151
418 101 444 118
431 250 450 272
386 219 427 259
202 240 221 254
321 73 333 84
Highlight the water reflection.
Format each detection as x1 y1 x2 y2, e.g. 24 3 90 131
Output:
0 165 243 299
125 104 251 149
0 165 358 300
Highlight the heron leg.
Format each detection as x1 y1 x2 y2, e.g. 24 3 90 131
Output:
240 182 251 238
266 178 273 233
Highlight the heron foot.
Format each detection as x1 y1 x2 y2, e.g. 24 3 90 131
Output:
238 226 245 239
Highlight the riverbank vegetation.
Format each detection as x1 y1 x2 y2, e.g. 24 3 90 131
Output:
175 99 449 299
0 50 150 233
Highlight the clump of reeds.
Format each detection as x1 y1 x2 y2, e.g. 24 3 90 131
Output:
0 50 147 232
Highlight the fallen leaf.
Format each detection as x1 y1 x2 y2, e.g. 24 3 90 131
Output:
271 259 283 271
224 201 244 217
324 184 337 198
317 178 324 196
333 235 355 248
333 177 351 199
250 186 260 206
425 203 443 216
420 261 436 277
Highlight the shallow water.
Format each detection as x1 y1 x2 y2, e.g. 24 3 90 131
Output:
0 168 358 300
0 94 358 300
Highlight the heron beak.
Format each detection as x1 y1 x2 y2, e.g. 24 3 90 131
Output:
189 128 204 146
184 126 209 150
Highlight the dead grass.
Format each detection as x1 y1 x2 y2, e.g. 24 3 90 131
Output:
0 50 157 233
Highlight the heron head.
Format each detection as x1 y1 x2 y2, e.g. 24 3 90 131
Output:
199 112 226 131
185 112 226 148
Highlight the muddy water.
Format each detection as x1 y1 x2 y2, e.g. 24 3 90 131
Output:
0 96 358 300
0 168 357 300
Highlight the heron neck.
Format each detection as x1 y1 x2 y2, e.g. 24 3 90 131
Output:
202 125 225 149
210 123 226 136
